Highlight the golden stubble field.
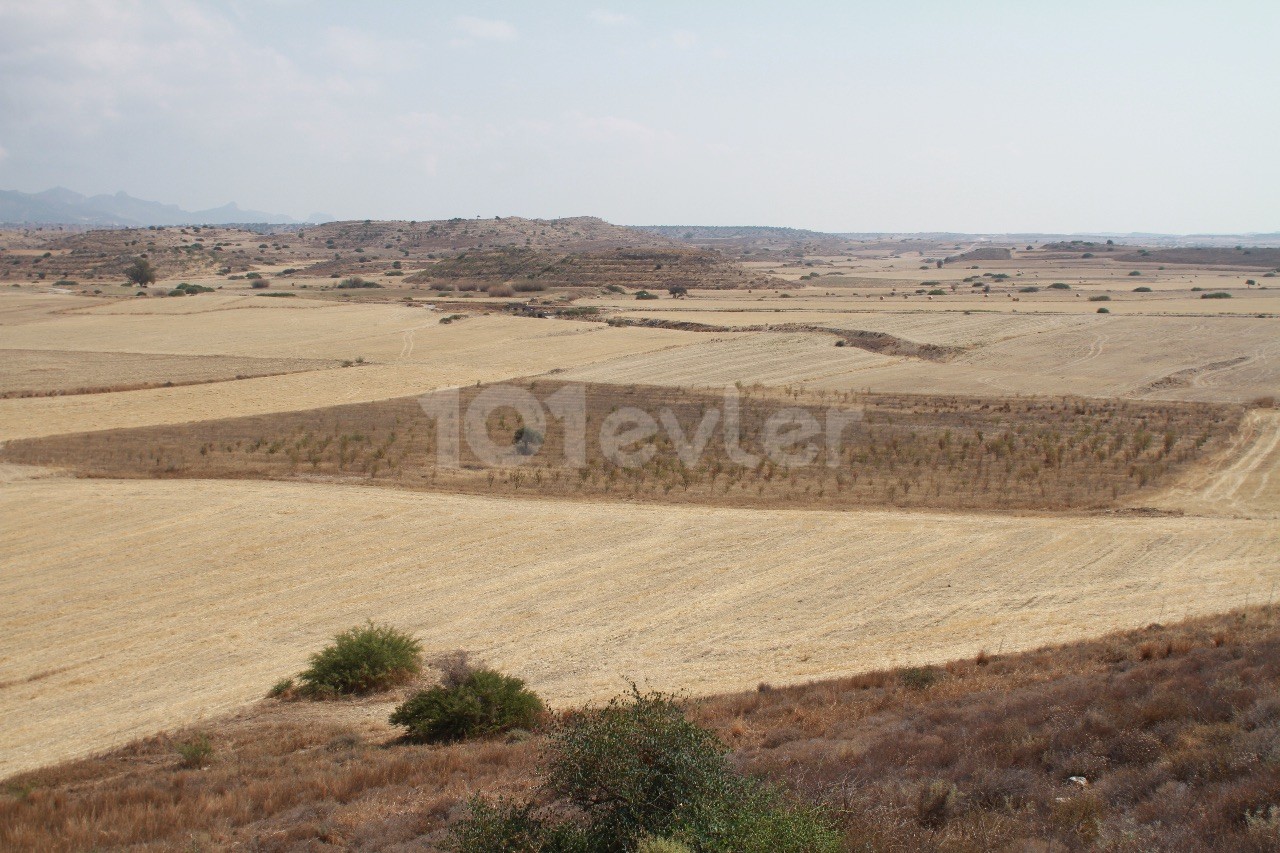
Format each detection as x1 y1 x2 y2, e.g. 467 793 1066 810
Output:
1 425 1277 778
0 268 1277 779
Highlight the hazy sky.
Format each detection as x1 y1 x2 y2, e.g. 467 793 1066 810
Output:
1 1 1276 232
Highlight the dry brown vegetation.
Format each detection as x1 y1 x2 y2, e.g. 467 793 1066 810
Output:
404 246 774 291
1 382 1242 511
3 608 1277 852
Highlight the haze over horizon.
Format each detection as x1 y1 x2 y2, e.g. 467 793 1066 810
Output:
1 1 1276 234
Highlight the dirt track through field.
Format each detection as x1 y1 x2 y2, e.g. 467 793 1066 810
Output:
1146 410 1280 518
2 474 1276 778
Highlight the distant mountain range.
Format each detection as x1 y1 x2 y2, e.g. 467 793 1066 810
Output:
0 187 298 226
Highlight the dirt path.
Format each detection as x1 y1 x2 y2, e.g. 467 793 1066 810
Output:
1146 409 1280 518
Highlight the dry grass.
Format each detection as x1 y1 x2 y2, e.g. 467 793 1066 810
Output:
700 605 1280 852
2 381 1243 512
3 608 1277 851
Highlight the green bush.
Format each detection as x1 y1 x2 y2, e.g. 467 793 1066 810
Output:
638 838 692 853
449 688 838 851
900 666 938 690
671 781 842 853
1133 286 1152 292
298 622 422 697
337 276 382 289
927 289 946 296
1128 270 1142 276
124 257 156 286
1201 291 1233 299
1048 282 1071 290
546 689 729 843
1088 294 1111 301
447 798 589 852
635 290 659 300
267 677 295 698
1019 286 1040 293
391 668 543 743
1097 307 1111 313
175 733 213 768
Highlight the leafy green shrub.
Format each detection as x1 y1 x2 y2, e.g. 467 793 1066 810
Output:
124 257 157 286
449 688 838 851
927 289 946 296
245 272 263 279
900 666 938 690
671 781 842 853
1019 286 1040 293
447 798 589 852
337 276 382 289
298 622 422 697
1133 286 1152 292
635 290 659 300
175 733 213 768
1048 282 1071 290
267 677 295 698
1088 295 1111 302
1097 307 1110 313
250 279 270 289
605 284 626 293
1201 291 1233 299
391 668 543 743
638 838 692 853
1128 270 1142 276
546 689 729 842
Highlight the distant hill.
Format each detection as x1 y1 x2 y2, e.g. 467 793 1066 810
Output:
640 225 834 242
0 187 297 226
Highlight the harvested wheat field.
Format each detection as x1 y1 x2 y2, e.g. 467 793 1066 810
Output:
0 316 694 440
564 314 1280 403
0 349 337 397
2 445 1278 778
0 293 682 363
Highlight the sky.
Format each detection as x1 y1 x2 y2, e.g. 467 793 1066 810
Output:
0 1 1276 233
